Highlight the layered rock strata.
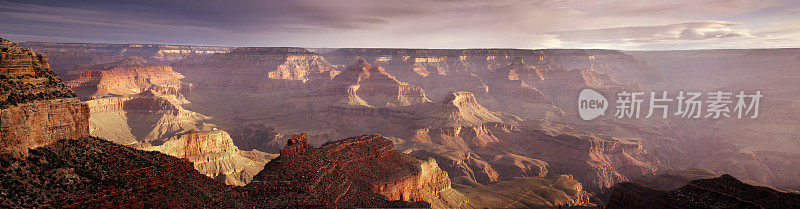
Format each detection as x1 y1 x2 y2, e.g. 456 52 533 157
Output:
0 38 89 157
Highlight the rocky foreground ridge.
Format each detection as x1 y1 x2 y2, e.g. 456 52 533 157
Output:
0 137 230 208
607 174 800 209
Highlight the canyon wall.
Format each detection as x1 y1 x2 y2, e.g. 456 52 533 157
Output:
0 38 89 157
20 42 232 71
28 42 800 204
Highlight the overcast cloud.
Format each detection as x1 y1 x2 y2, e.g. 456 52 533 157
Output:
0 0 798 50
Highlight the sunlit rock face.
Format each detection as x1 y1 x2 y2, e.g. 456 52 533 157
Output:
66 56 187 100
135 129 274 186
0 38 89 158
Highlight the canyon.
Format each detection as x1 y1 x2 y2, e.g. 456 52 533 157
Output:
5 38 800 208
62 55 272 186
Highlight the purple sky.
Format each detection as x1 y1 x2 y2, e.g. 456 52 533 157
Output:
1 0 799 50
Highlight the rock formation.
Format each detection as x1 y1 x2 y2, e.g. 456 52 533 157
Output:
315 59 431 108
134 129 275 186
409 91 521 151
0 38 89 157
232 133 467 208
66 56 187 99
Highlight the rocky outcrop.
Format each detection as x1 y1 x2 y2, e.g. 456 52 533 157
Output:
136 129 274 186
316 59 431 108
66 57 186 99
417 91 516 128
607 174 800 209
408 92 523 151
405 145 502 184
235 134 465 208
1 38 89 158
81 88 270 186
1 39 77 108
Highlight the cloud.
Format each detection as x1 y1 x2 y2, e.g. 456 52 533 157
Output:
553 21 756 44
0 0 797 49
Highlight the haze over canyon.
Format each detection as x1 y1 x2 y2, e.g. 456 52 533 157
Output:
0 36 797 208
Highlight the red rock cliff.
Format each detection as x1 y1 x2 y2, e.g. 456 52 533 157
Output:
0 38 89 157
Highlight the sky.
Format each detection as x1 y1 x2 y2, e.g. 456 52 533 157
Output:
1 0 799 50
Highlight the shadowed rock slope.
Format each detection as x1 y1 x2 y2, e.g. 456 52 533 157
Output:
607 174 800 209
0 137 230 208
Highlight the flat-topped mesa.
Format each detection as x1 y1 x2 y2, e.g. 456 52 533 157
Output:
245 134 456 208
320 59 431 107
229 47 313 55
0 38 89 157
20 42 233 69
66 57 185 99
